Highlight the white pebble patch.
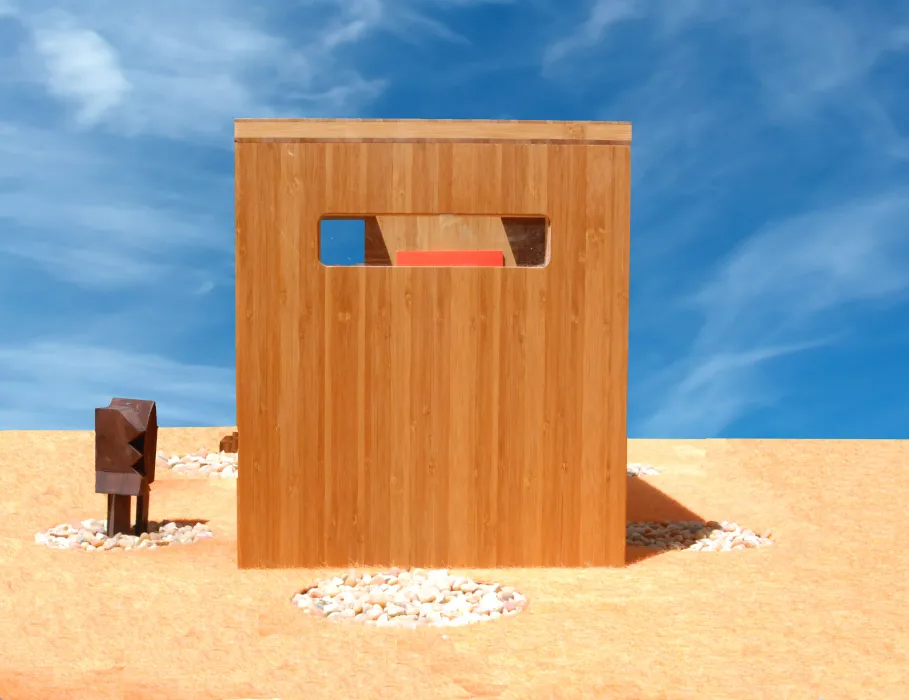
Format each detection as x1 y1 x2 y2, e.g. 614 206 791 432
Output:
627 462 661 477
627 520 773 551
34 519 213 551
156 449 238 478
292 568 528 628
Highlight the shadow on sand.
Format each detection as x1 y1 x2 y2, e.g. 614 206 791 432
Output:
625 475 707 566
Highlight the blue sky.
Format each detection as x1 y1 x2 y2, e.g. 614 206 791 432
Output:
0 0 907 438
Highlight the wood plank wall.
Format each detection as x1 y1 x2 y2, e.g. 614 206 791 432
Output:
235 120 631 568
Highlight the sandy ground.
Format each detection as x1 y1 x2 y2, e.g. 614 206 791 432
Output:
1 429 907 700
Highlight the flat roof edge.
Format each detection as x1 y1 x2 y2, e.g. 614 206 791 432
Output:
234 118 631 144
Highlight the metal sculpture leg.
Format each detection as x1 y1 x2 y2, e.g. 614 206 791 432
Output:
134 483 150 535
106 494 132 538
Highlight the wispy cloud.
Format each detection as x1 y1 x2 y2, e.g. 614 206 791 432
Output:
32 18 131 126
0 121 227 289
542 0 637 69
638 340 832 439
638 189 909 436
693 191 909 337
542 0 909 436
0 340 235 430
734 4 909 119
9 3 386 142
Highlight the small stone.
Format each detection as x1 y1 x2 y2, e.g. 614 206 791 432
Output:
417 587 439 604
478 592 504 614
385 603 405 617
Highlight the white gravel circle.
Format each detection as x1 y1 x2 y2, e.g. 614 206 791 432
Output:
292 568 528 628
157 449 238 478
35 519 213 551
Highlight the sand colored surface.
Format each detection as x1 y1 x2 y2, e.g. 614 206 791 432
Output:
1 429 907 699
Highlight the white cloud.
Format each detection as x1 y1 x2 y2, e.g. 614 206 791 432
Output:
0 341 235 430
548 0 909 158
0 122 227 289
693 192 909 337
7 3 386 142
542 0 637 69
733 3 909 121
9 0 521 143
638 340 831 438
32 19 131 126
640 189 909 436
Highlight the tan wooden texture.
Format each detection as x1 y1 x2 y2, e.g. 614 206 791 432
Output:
235 120 631 568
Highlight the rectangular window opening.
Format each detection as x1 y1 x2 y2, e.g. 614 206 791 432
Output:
318 215 550 268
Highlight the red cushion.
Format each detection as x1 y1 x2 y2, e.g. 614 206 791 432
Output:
395 250 505 267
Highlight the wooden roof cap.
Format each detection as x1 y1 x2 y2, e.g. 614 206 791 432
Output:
234 118 631 144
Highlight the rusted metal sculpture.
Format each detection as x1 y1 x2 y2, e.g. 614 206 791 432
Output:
219 431 238 453
94 398 158 537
